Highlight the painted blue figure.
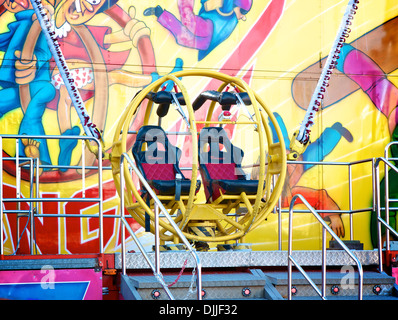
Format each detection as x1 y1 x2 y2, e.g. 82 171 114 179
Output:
0 9 55 167
262 112 353 237
269 112 353 171
144 0 252 61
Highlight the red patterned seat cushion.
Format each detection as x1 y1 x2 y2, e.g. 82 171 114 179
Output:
205 163 238 180
141 163 175 180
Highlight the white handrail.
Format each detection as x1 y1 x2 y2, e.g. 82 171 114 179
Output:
0 134 103 255
119 152 202 300
288 194 363 300
374 157 398 272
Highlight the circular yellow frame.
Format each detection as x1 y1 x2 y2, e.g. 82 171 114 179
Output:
111 70 286 243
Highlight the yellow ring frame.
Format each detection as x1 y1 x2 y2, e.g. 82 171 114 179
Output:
111 70 286 243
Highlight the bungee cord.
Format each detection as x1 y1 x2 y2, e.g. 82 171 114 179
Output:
29 0 101 140
290 0 360 158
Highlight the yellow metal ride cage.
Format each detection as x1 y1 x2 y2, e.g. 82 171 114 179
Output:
110 70 287 246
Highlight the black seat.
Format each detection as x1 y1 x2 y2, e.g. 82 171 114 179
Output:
198 127 260 202
132 125 200 198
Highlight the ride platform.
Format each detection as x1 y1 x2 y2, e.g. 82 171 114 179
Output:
0 247 397 300
118 249 398 300
1 71 397 301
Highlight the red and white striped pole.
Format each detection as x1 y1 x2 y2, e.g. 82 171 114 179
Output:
296 0 360 145
29 0 101 140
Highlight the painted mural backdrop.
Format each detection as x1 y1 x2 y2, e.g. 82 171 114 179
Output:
1 0 397 254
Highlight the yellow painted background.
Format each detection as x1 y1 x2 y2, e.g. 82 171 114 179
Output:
1 0 397 253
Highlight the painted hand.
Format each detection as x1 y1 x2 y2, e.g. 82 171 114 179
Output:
328 214 345 238
14 50 37 85
124 6 151 47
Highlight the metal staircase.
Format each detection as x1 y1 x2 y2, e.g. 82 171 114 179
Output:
117 151 397 301
117 249 397 300
1 134 398 301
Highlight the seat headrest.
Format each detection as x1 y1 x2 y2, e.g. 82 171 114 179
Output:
133 125 179 164
199 127 243 164
135 125 167 144
199 126 229 143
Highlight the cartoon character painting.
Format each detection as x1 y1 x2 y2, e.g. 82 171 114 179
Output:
0 0 57 171
50 0 182 171
143 0 252 61
0 0 182 176
251 112 352 238
1 1 398 254
292 16 398 246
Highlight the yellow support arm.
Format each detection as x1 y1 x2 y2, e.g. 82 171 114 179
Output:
288 130 310 160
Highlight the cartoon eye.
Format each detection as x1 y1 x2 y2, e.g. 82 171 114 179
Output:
85 0 101 5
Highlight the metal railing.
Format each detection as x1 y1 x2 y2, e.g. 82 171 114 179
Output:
288 194 363 300
374 156 398 273
0 134 104 255
273 158 375 251
0 135 202 300
119 152 202 300
2 133 398 299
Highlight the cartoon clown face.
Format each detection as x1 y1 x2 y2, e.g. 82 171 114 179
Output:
1 0 56 13
54 0 112 27
1 0 31 13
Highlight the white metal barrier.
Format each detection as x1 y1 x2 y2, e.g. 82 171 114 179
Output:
0 134 104 255
288 194 364 300
118 152 202 300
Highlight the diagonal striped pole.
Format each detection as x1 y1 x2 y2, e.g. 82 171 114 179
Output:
29 0 101 139
296 0 360 145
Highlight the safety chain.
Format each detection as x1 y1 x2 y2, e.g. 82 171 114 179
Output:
168 258 188 287
152 252 198 300
168 254 198 300
183 262 197 300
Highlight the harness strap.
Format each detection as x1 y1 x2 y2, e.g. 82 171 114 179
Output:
175 173 182 201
